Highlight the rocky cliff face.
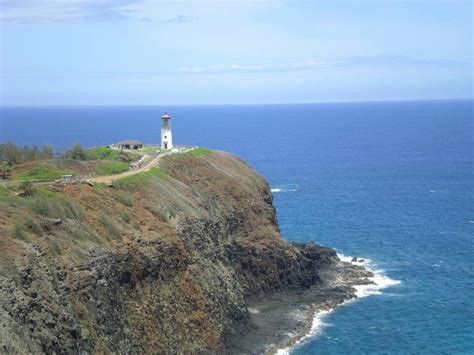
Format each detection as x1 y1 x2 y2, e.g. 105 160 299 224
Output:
0 151 341 353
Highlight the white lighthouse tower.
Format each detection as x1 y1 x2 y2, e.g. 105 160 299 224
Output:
160 112 173 150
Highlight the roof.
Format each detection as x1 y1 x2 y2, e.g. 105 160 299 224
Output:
116 140 143 145
161 112 171 119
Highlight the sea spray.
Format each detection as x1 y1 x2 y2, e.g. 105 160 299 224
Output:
271 187 298 193
278 254 401 354
337 254 401 298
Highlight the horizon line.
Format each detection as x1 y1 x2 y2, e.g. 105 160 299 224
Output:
1 97 472 108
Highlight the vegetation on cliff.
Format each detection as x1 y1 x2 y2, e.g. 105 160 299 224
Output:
1 142 137 181
0 148 340 353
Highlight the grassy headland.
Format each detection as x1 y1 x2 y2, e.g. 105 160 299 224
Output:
1 142 139 181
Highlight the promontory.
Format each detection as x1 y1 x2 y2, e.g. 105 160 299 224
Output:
0 148 373 354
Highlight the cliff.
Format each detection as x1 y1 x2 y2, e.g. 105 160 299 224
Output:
0 150 368 353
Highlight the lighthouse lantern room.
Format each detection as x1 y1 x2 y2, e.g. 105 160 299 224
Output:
161 112 173 150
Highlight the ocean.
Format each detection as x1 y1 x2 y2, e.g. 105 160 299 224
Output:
1 100 473 354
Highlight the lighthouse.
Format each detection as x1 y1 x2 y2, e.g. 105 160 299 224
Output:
160 112 173 150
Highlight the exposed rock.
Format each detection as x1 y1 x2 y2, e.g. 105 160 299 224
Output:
0 151 369 354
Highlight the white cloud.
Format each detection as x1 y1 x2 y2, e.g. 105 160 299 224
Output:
0 0 145 24
0 0 282 24
176 56 471 74
177 60 330 74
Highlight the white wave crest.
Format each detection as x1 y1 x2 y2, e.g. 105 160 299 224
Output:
276 309 333 355
271 187 298 193
278 253 401 354
337 253 401 298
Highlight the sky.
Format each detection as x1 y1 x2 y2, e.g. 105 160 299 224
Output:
0 0 472 105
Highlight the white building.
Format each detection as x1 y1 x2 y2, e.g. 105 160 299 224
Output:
160 112 173 150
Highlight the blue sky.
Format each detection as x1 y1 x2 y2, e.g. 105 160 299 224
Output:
0 0 472 105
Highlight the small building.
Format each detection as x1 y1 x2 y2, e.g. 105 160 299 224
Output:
116 140 144 150
60 175 73 183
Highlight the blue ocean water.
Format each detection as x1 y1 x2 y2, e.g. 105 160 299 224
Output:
1 100 473 354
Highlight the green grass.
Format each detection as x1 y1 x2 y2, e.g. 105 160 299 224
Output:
35 186 55 198
96 161 129 175
89 146 120 160
16 163 73 181
0 185 7 199
24 218 44 236
98 213 122 239
185 147 211 157
113 167 166 191
114 191 134 207
120 211 131 223
11 224 28 241
88 147 138 162
27 195 85 220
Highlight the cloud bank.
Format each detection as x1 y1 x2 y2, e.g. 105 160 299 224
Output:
177 55 471 74
1 0 145 24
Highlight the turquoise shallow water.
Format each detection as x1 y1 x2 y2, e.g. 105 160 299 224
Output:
1 100 473 354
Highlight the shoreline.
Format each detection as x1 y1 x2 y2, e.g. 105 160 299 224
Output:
226 254 400 354
271 303 337 355
275 254 401 354
226 254 376 354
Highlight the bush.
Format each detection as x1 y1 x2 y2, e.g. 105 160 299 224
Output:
24 218 43 236
0 142 54 166
98 214 122 239
89 147 135 163
11 224 27 241
28 196 85 220
0 185 7 199
120 212 131 223
19 180 35 196
115 191 134 207
64 143 89 161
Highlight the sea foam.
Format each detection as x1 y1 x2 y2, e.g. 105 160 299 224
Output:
338 253 401 298
278 253 401 354
276 309 333 355
271 187 298 193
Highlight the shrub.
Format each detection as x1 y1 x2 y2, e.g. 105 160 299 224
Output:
89 147 136 163
115 191 134 207
0 142 54 166
24 218 43 236
64 143 89 161
120 212 131 223
11 224 27 241
98 214 122 239
19 180 35 196
28 196 85 220
0 185 8 199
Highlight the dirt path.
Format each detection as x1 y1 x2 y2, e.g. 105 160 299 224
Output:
1 147 195 188
86 151 172 185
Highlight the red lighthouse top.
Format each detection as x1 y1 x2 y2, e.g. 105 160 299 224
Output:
161 112 171 119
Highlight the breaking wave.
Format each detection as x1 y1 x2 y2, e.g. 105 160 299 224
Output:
271 187 298 193
278 253 401 354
